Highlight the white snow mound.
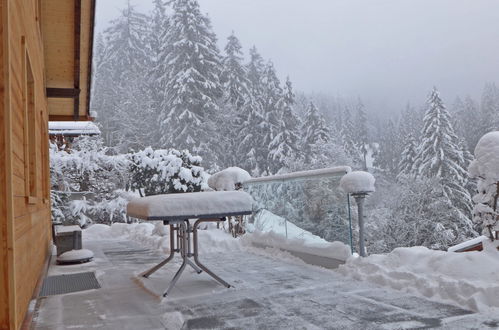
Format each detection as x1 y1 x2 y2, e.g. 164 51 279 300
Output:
469 131 499 180
208 167 251 191
57 249 94 262
339 171 375 194
338 246 499 313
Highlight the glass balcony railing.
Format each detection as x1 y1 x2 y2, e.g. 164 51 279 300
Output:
243 167 354 254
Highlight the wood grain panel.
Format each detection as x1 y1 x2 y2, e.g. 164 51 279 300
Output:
4 1 53 328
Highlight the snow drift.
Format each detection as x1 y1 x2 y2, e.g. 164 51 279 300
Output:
338 246 499 313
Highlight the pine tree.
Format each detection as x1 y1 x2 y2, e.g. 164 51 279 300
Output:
341 107 360 165
397 133 418 178
301 102 329 163
159 0 223 157
480 83 499 134
247 46 265 96
221 32 251 111
95 4 153 151
237 97 265 175
259 61 283 173
148 0 170 127
414 87 473 219
374 119 400 174
268 77 300 173
354 98 368 170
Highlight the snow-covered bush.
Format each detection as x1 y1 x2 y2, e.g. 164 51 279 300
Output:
129 147 208 196
369 176 477 252
469 131 499 239
50 136 130 226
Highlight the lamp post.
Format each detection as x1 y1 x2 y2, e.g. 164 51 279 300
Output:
351 192 368 257
340 171 375 257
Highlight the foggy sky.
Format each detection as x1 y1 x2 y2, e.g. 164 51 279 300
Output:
95 0 499 116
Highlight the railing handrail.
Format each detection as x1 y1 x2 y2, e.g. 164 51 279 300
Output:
243 166 351 185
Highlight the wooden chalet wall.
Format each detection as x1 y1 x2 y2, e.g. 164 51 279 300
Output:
0 0 52 328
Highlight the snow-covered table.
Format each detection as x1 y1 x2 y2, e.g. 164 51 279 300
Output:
126 191 253 296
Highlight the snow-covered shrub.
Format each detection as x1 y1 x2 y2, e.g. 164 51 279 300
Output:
50 136 129 226
469 131 499 239
369 176 477 252
129 147 208 196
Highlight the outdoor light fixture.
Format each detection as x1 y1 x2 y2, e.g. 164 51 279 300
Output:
340 171 376 257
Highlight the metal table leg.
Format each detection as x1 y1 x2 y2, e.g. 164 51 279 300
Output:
163 222 188 296
142 224 176 278
193 219 231 288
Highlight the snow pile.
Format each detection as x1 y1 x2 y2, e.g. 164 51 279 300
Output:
339 171 375 194
248 209 328 245
127 191 253 220
469 131 499 180
244 230 351 261
208 167 251 191
338 246 499 313
468 131 499 236
57 249 94 263
245 209 351 261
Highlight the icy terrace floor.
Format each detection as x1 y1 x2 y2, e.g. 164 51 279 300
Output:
32 235 499 330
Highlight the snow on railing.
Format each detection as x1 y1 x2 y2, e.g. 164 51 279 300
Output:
243 166 351 185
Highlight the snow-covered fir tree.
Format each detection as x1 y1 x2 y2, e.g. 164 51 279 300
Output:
268 78 300 173
301 102 329 164
95 4 153 151
221 32 251 111
259 61 284 174
374 119 400 174
159 0 223 158
147 0 170 132
480 83 499 134
340 107 359 164
354 99 368 170
397 133 418 178
414 87 474 225
246 46 265 96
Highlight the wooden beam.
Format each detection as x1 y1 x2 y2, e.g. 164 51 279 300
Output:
73 0 81 120
48 114 93 122
46 88 80 98
85 0 96 118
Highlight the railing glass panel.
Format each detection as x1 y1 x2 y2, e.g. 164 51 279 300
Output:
243 167 353 252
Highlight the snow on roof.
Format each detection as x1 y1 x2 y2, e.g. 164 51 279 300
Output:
469 131 499 180
48 121 101 136
447 235 488 252
127 191 254 220
245 166 351 184
339 171 376 194
208 167 251 191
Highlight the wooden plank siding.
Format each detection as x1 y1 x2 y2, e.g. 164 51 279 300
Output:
2 1 95 328
1 0 52 328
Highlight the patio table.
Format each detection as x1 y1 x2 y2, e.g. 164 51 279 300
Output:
126 191 253 296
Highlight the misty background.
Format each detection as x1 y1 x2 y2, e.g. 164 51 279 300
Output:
95 0 499 117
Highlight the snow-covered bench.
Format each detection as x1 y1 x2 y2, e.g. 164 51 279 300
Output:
126 191 253 296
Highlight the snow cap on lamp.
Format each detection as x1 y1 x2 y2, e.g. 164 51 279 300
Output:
340 171 375 194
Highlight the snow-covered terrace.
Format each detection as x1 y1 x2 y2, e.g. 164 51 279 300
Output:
32 224 499 330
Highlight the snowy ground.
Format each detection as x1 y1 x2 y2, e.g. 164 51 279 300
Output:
32 224 499 330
